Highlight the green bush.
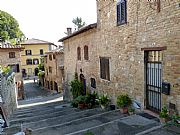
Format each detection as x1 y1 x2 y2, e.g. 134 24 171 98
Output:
98 94 109 106
85 92 98 108
160 106 169 118
70 79 84 99
117 94 132 108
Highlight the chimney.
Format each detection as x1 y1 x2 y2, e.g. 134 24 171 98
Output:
67 28 72 36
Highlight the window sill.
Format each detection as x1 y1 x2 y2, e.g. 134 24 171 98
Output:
117 22 127 26
100 78 111 82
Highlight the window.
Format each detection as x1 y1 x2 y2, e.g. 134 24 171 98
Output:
25 50 32 55
28 68 32 74
84 46 89 60
9 52 15 58
53 54 56 59
9 64 20 73
49 54 52 61
26 59 32 65
40 49 44 55
33 59 39 65
77 47 81 60
90 78 96 88
49 66 52 73
100 57 110 81
117 0 127 25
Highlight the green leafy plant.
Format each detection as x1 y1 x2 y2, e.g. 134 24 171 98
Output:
98 94 109 106
160 106 169 118
117 94 132 108
70 79 84 99
128 106 135 113
85 92 98 108
2 66 11 74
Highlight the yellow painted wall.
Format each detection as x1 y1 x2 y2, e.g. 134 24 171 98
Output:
21 44 49 76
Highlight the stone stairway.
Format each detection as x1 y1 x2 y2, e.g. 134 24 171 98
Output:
3 101 160 135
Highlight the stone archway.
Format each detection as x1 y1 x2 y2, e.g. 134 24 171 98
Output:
34 68 39 76
80 74 86 95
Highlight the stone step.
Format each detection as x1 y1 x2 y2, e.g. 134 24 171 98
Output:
23 108 106 130
9 107 80 126
32 110 127 135
15 101 68 115
69 115 160 135
11 103 71 119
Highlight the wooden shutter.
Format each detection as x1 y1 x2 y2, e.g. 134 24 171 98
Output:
77 47 81 60
117 0 127 25
117 3 121 24
84 46 89 60
104 58 110 81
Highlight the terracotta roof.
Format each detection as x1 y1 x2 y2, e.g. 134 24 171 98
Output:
21 38 55 45
0 43 24 50
46 47 64 54
58 23 97 42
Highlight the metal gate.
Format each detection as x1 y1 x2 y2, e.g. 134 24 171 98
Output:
145 51 162 112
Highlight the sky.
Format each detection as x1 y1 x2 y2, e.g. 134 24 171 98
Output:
0 0 97 44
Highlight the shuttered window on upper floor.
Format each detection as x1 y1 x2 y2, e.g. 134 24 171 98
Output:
77 47 81 61
100 57 110 81
84 46 89 60
117 0 127 25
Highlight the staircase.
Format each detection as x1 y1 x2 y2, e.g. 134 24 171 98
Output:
3 101 160 135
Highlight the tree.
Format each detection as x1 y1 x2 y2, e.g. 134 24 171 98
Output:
72 17 86 30
0 10 24 44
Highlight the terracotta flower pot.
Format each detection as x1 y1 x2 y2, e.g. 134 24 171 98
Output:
78 103 84 109
122 107 128 114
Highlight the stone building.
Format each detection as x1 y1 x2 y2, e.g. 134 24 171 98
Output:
44 47 64 93
59 0 180 114
0 43 24 82
59 25 98 100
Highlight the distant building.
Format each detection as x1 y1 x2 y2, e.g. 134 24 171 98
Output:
44 47 64 93
20 38 57 78
0 42 24 82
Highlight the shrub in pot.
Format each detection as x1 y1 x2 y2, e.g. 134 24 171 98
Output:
117 94 132 114
98 94 109 109
128 106 135 115
85 92 98 109
77 95 86 109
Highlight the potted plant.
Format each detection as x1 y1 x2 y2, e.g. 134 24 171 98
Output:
128 106 135 115
70 79 84 99
85 92 98 109
117 94 132 114
159 106 169 123
98 94 109 109
76 95 86 109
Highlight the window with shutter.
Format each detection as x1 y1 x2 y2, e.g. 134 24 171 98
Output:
26 59 32 65
77 47 81 60
100 57 110 81
40 49 44 55
117 0 127 25
84 46 89 60
9 52 15 58
25 50 32 55
90 78 96 88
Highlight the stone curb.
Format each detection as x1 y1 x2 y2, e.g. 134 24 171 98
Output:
134 125 162 135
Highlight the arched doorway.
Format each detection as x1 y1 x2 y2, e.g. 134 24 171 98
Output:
34 68 39 76
22 69 26 78
80 74 86 95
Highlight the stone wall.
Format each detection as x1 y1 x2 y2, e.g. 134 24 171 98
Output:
62 0 180 113
96 0 180 112
0 72 17 122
